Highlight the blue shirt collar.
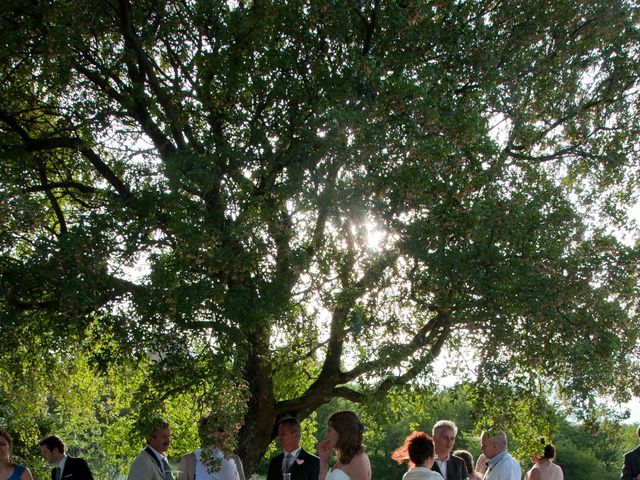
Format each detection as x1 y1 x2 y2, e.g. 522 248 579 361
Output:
488 450 508 468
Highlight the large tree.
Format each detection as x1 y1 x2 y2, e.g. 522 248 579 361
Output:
1 0 640 473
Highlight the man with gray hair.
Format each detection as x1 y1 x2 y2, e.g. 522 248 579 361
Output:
431 420 469 480
480 430 521 480
128 419 174 480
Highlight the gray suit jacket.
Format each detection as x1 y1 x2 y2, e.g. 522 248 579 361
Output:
128 447 169 480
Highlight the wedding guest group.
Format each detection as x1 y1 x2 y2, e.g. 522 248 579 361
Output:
1 416 536 480
39 435 94 480
621 425 640 480
266 417 319 480
391 431 443 480
480 430 521 480
128 419 174 480
431 420 468 480
317 410 371 480
0 429 32 480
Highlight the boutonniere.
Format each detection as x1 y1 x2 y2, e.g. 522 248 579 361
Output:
296 459 305 465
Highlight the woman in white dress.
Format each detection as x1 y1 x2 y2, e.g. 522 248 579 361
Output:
391 431 442 480
317 411 371 480
177 416 246 480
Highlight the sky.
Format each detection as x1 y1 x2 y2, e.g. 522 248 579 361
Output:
621 399 640 424
435 348 640 426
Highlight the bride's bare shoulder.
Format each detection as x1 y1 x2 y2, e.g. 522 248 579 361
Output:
344 453 371 480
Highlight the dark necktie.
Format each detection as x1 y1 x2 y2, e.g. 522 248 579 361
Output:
283 453 294 473
161 456 173 480
56 466 62 480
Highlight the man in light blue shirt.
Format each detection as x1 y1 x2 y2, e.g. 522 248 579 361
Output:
480 430 521 480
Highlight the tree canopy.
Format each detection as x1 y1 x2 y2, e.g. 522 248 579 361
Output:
1 0 640 474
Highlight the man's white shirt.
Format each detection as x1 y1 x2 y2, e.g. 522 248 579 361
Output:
484 450 521 480
435 457 448 479
55 455 68 478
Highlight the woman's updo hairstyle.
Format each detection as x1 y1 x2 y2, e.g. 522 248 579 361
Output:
543 443 556 460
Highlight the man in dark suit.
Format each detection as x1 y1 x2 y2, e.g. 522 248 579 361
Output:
621 425 640 480
266 417 319 480
431 420 468 480
39 435 94 480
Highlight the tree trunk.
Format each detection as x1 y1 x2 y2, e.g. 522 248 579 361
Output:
236 330 277 474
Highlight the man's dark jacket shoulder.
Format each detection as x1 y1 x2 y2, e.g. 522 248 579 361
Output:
266 448 320 480
51 456 94 480
431 454 469 480
621 445 640 480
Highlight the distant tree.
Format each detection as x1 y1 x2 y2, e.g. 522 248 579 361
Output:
1 0 640 474
553 408 632 480
555 440 611 480
582 406 627 472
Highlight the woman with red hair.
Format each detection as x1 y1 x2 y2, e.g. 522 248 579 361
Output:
392 431 443 480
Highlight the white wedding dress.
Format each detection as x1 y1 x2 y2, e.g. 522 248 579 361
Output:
194 448 239 480
326 468 351 480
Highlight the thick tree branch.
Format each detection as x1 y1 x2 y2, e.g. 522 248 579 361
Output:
0 108 134 203
354 0 379 56
303 156 338 264
117 0 187 150
0 108 31 141
341 310 449 383
4 273 146 314
73 62 128 104
25 137 82 151
331 386 365 403
23 181 98 194
370 322 451 400
80 147 134 201
37 159 67 234
273 313 452 417
312 250 400 390
506 145 602 163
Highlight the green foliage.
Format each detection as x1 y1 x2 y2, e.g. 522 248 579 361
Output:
1 0 640 474
0 323 231 479
554 406 633 480
555 440 611 480
621 424 640 454
581 406 627 470
470 382 561 460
